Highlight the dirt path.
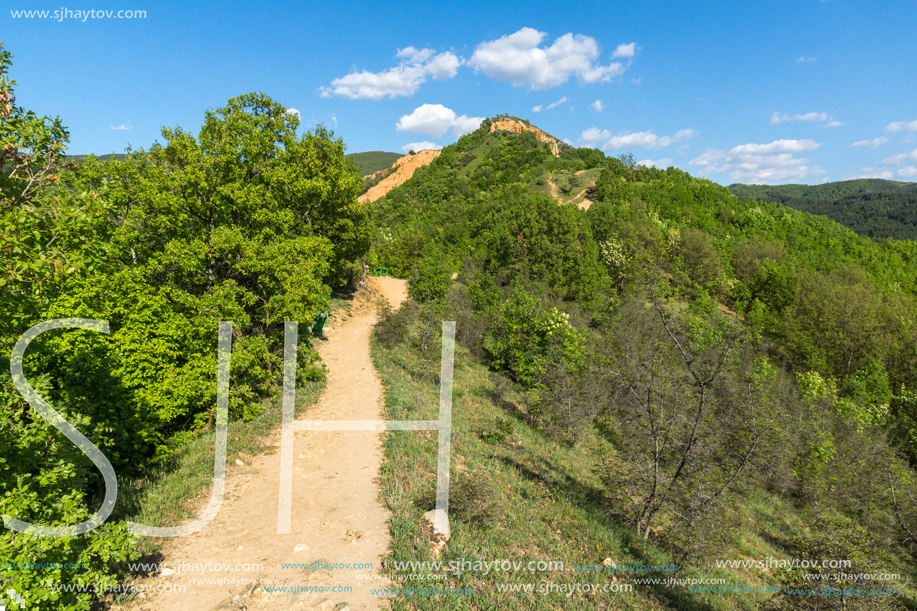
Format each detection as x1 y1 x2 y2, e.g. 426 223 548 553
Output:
130 278 407 611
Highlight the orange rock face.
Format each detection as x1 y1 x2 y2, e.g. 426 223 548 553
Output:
358 149 442 203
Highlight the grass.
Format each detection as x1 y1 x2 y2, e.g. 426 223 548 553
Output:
368 304 851 611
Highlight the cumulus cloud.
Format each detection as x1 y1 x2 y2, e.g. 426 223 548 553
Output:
690 139 823 184
898 167 917 177
285 108 300 120
396 104 483 139
770 111 839 126
424 52 461 80
469 27 629 90
601 129 699 151
401 141 442 153
796 56 817 63
109 124 133 131
591 99 604 113
321 48 461 100
612 42 637 59
532 96 569 113
637 158 673 169
577 127 611 147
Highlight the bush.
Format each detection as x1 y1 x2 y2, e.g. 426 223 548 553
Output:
408 255 451 304
483 287 583 390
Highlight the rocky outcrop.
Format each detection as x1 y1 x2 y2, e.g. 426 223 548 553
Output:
489 118 561 157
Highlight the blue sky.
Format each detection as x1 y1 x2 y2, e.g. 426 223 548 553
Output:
4 0 917 184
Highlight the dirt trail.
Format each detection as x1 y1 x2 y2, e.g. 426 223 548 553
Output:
131 278 407 611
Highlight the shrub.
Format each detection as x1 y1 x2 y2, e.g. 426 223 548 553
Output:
408 255 451 304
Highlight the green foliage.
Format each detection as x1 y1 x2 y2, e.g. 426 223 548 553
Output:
1 44 365 609
485 191 608 304
764 516 907 610
0 44 70 212
345 150 402 177
1 43 141 610
730 179 917 241
407 253 451 303
484 287 583 389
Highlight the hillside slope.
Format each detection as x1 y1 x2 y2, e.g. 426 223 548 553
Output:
730 179 917 240
346 150 403 177
364 116 917 610
358 148 441 203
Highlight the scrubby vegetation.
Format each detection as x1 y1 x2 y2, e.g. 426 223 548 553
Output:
368 120 917 608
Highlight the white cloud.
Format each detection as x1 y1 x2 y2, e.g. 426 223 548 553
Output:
637 158 673 169
321 48 460 100
689 139 823 184
109 124 133 131
770 111 838 126
849 121 917 150
601 129 699 151
396 46 435 64
879 148 917 167
612 42 637 59
469 27 628 90
851 150 917 179
451 114 485 137
424 52 461 80
852 136 889 148
885 120 917 134
285 108 300 120
396 104 483 139
796 56 817 63
401 141 442 153
591 99 604 113
577 127 611 147
533 96 569 112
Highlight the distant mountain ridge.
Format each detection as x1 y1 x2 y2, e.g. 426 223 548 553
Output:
730 179 917 240
346 151 403 177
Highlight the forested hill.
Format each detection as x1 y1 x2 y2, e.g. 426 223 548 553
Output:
365 116 917 609
345 150 403 176
730 179 917 240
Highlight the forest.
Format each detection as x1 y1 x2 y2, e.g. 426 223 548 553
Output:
730 180 917 241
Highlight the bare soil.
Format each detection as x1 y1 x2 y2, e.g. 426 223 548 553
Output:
358 150 441 203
